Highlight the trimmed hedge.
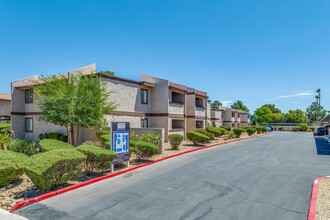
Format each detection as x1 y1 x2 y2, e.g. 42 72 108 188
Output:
130 140 158 161
186 131 210 145
195 129 215 140
10 139 36 156
220 126 230 131
246 128 255 136
0 134 11 150
0 150 29 186
223 132 237 141
300 123 309 131
48 132 63 140
278 127 285 131
23 149 86 190
206 126 222 137
233 128 244 138
40 139 74 152
77 145 116 174
168 134 183 150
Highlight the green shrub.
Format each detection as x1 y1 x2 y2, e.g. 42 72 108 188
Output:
48 132 63 140
77 145 116 175
246 128 255 136
82 140 103 148
292 127 300 132
195 130 215 140
0 150 29 186
0 134 11 150
206 126 222 137
255 126 263 134
186 131 210 145
130 141 158 161
100 134 110 142
10 139 36 156
0 123 11 130
38 133 48 140
40 139 74 152
300 123 309 132
168 134 183 149
59 135 68 143
233 128 243 138
23 149 86 190
0 123 11 135
220 126 230 131
223 132 237 140
278 127 285 131
130 133 162 153
261 127 268 133
96 128 110 139
218 128 229 135
307 128 313 132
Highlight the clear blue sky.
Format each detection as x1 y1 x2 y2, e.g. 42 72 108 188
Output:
1 0 329 113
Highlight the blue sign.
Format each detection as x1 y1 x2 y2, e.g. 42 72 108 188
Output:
109 122 130 164
113 132 129 155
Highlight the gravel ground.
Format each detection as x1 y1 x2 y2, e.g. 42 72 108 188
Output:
316 178 330 220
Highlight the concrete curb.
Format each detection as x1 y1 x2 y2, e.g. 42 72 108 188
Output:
10 132 270 213
307 176 329 220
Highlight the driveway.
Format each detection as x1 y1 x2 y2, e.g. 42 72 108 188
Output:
16 132 330 220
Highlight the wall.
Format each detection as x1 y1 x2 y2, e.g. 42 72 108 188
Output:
131 127 165 153
0 100 10 115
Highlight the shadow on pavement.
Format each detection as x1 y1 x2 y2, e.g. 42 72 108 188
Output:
314 137 330 155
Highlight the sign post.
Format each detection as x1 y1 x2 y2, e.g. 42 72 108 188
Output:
109 122 130 172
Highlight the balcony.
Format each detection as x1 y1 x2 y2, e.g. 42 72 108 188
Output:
196 107 206 117
169 102 184 115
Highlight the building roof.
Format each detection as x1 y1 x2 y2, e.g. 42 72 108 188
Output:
0 93 11 101
169 82 188 92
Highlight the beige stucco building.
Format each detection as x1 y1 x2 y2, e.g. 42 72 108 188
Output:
11 64 211 143
219 107 250 129
0 93 11 122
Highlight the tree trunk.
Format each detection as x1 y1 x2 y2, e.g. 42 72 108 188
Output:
76 125 80 147
71 124 75 146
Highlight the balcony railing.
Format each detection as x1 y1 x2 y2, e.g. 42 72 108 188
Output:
169 102 184 115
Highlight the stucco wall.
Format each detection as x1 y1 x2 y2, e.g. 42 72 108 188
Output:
0 100 10 115
141 74 169 114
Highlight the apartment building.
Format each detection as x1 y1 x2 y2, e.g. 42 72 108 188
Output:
11 64 209 143
0 93 11 122
220 107 250 129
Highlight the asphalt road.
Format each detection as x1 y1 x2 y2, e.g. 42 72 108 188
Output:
16 132 330 220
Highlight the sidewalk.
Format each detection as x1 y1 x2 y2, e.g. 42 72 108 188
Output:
0 208 28 220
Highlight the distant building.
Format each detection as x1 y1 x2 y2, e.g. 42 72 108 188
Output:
0 92 11 123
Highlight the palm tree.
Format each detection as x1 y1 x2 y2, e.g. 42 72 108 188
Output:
315 88 321 121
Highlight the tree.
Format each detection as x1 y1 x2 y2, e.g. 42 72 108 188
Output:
306 102 327 122
254 106 273 123
211 100 222 110
231 100 249 112
315 88 322 121
34 73 116 146
286 109 308 123
261 104 282 114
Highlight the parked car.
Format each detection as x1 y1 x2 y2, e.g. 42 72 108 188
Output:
324 135 329 142
263 126 272 132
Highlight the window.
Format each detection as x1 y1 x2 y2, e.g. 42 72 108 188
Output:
238 114 240 118
141 118 148 128
232 113 235 117
141 89 148 104
25 89 33 103
196 120 204 129
196 98 204 108
25 118 33 132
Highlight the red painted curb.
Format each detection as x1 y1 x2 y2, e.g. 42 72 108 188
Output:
10 132 270 213
307 176 327 220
